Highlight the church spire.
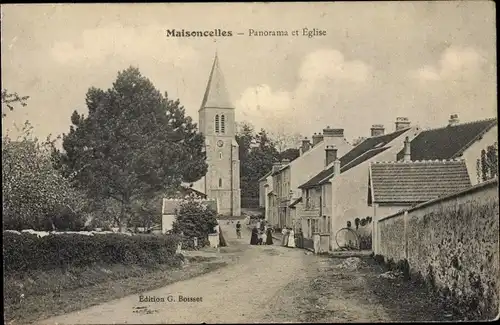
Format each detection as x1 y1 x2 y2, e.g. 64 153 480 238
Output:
200 53 233 111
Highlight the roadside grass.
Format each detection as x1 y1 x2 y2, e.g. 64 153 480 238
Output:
275 255 464 323
5 256 227 325
362 257 463 322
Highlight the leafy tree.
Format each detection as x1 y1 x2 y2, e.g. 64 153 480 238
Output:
477 142 498 182
172 198 219 247
2 121 86 230
54 67 207 231
1 89 29 118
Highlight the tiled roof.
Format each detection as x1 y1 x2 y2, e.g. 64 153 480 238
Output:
299 128 409 189
396 118 497 161
368 160 472 205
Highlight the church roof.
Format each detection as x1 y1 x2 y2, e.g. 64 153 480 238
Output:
200 54 234 111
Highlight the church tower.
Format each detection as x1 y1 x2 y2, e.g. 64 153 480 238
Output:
198 54 241 217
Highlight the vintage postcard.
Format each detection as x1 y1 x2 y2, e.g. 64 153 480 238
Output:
2 2 498 324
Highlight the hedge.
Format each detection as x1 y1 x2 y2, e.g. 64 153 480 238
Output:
3 231 182 273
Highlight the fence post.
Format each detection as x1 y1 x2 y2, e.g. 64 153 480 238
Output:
403 210 408 260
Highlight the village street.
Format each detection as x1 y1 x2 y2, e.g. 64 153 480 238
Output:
37 220 457 324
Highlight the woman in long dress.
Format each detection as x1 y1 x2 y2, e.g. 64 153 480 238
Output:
281 227 289 246
287 228 296 248
250 226 259 245
262 226 268 245
265 226 274 245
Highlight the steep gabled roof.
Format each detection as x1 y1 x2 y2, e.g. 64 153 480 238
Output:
396 118 497 161
368 159 472 205
200 54 233 110
299 128 409 189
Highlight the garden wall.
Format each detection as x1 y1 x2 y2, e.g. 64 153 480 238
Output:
378 178 499 319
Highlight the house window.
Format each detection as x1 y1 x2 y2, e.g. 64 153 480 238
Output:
322 215 327 233
220 115 226 133
311 218 320 234
307 219 311 237
219 178 222 187
215 115 220 133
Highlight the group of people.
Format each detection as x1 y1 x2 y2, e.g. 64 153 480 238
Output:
280 227 297 248
249 220 274 245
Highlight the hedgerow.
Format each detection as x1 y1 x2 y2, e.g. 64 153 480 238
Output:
3 231 182 273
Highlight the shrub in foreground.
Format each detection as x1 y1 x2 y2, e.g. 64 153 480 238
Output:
3 231 181 273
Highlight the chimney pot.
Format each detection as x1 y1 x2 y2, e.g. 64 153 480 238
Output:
312 132 324 146
395 117 411 131
403 136 411 161
323 127 344 138
448 114 460 126
370 124 385 137
325 145 338 167
301 137 311 154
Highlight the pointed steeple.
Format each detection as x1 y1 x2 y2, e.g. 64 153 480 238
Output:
200 53 233 111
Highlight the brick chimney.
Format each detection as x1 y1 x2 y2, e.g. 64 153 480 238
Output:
403 136 411 161
312 132 324 146
334 158 341 177
301 137 311 154
325 145 338 167
370 124 385 137
323 126 345 147
448 114 460 126
395 117 411 131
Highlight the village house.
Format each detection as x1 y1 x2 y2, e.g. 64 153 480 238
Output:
394 115 497 185
367 159 473 254
297 118 420 251
296 115 497 253
265 127 352 229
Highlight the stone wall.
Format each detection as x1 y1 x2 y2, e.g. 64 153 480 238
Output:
378 178 499 319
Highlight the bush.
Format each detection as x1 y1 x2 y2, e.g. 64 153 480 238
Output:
3 231 181 274
171 198 218 248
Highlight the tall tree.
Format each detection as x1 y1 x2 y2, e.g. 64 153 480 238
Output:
55 67 207 231
2 121 86 230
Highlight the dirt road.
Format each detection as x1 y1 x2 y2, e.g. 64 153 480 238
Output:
37 222 316 324
38 221 458 324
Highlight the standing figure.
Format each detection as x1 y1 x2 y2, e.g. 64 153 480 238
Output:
287 228 296 248
281 227 289 246
262 226 268 244
296 228 304 248
265 226 274 245
250 226 259 245
236 221 242 239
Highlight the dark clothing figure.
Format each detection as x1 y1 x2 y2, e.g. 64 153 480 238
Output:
219 226 227 247
266 228 274 245
250 227 259 245
296 229 304 248
236 222 242 239
259 221 265 232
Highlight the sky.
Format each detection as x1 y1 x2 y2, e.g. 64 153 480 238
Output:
1 2 497 146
